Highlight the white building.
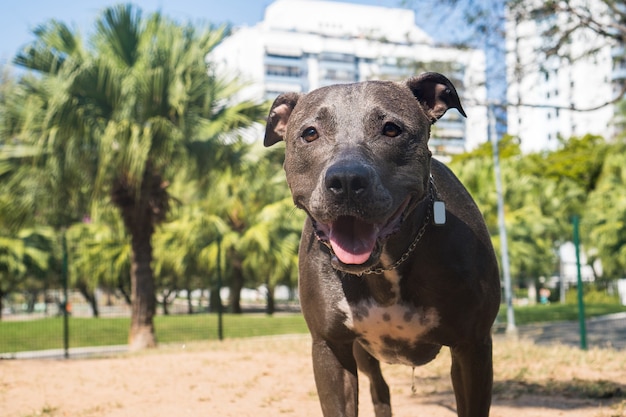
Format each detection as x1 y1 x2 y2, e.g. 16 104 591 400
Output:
505 0 619 152
210 0 488 156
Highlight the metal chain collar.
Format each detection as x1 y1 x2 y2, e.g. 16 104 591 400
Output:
360 177 435 275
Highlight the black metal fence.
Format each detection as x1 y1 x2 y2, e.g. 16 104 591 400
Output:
0 288 305 359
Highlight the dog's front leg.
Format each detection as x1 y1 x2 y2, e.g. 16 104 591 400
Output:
353 341 391 417
312 338 359 417
450 337 494 417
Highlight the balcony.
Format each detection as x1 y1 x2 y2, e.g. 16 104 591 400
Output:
611 67 626 82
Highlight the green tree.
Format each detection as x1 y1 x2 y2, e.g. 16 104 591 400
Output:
239 196 302 314
9 5 266 349
451 134 614 295
208 143 301 314
66 206 131 317
450 136 570 288
152 203 229 314
0 228 54 319
450 138 555 284
584 141 626 279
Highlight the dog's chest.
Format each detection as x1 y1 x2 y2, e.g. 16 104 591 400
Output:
337 295 440 366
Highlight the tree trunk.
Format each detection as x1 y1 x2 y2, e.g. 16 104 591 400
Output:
266 284 275 316
118 282 132 305
209 287 222 313
26 291 37 313
159 289 175 315
77 280 99 317
112 167 167 351
161 296 169 315
187 290 193 314
229 266 244 314
128 229 157 350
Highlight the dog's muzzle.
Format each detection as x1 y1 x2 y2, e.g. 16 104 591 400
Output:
312 196 411 271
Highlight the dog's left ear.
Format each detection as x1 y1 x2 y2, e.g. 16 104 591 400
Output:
264 92 301 147
406 72 466 124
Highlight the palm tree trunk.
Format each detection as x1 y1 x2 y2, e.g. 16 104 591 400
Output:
129 230 157 350
77 280 99 317
266 284 275 316
227 248 244 314
229 265 244 314
187 290 193 314
118 281 132 305
159 288 175 315
209 286 222 313
112 168 166 351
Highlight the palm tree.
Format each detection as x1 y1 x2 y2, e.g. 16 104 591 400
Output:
0 228 53 319
66 205 131 317
203 142 300 313
152 202 229 314
239 197 302 314
11 5 266 349
585 142 626 279
450 137 560 288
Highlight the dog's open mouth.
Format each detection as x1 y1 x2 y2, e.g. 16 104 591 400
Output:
328 216 379 265
314 197 411 267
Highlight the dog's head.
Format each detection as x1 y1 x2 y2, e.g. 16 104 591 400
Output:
264 73 465 274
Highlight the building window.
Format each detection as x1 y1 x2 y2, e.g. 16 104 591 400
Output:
319 52 355 63
265 65 303 78
320 68 355 82
266 53 302 61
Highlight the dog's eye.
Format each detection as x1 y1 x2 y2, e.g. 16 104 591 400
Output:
382 122 402 138
302 127 319 142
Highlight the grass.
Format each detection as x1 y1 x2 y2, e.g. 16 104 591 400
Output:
1 301 624 354
490 338 626 415
393 336 626 416
0 313 308 353
498 302 626 325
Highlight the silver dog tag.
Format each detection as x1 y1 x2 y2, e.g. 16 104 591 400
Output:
433 201 446 225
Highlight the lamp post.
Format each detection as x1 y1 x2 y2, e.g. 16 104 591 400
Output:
489 104 516 334
572 216 587 350
216 235 224 341
62 230 70 358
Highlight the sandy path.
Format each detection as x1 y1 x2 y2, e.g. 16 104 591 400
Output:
2 335 624 417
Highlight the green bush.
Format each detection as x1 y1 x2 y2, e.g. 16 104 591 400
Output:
564 287 620 305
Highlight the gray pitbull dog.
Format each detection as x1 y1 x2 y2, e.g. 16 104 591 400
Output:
264 73 501 417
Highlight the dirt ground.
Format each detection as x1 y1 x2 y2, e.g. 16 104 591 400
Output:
2 334 625 417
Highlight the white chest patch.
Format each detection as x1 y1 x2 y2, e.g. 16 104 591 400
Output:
337 297 441 366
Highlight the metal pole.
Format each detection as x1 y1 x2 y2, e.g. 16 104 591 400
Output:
489 105 516 334
62 231 70 359
572 216 587 350
559 256 566 303
216 236 224 341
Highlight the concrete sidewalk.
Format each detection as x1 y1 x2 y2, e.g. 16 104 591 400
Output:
0 344 128 360
499 312 626 350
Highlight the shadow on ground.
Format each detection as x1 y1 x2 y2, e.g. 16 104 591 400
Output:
495 378 625 399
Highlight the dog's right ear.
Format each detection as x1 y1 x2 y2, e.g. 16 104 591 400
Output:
406 72 466 124
264 92 300 147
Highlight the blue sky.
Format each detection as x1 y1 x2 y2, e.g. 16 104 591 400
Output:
0 0 411 67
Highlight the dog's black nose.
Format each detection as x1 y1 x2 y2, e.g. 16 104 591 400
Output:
325 162 371 198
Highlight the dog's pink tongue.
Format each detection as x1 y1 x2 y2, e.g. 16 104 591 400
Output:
329 216 377 265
